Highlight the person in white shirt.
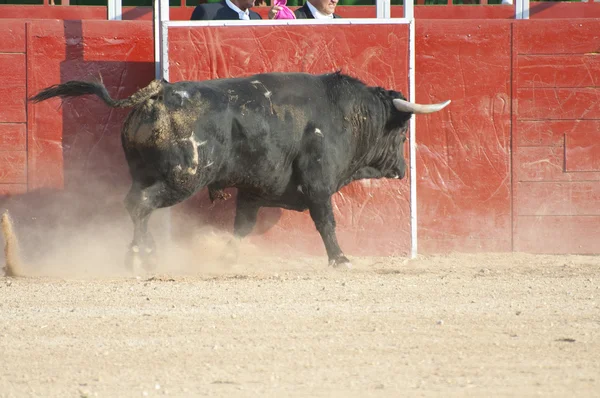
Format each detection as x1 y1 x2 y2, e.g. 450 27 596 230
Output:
190 0 263 20
294 0 340 19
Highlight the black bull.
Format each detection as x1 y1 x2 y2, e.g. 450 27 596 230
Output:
30 71 450 270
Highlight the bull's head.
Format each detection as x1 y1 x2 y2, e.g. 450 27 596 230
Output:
380 98 451 180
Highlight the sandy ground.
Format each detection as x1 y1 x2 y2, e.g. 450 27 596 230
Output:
1 242 599 398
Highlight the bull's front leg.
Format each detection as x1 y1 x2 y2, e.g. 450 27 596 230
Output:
307 197 351 268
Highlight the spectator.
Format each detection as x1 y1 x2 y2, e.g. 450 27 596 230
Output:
268 0 296 19
191 0 263 20
294 0 340 19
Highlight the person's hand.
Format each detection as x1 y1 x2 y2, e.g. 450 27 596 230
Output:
268 5 282 19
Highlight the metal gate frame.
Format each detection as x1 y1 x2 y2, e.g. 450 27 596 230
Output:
107 0 530 258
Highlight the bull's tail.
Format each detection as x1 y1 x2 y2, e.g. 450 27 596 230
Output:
29 78 164 108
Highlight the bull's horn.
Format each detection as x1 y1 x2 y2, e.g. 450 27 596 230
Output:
393 98 451 114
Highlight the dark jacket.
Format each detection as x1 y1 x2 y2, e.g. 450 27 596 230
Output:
294 3 341 19
191 1 262 20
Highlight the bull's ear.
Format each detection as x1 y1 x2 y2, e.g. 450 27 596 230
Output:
393 99 451 114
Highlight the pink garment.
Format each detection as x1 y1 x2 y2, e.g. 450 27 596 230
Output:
274 0 296 19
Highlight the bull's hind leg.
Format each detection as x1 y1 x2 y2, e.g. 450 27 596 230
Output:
307 196 351 268
124 183 160 272
124 181 194 273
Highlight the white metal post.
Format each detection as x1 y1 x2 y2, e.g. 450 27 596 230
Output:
404 0 414 19
153 0 172 249
107 0 122 20
404 0 417 259
154 0 161 79
522 0 530 19
160 0 171 81
376 0 391 19
516 0 530 19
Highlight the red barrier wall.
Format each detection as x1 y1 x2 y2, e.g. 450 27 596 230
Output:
1 20 28 197
1 18 599 256
2 3 600 21
512 20 600 254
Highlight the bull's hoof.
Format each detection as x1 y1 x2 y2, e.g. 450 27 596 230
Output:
125 250 143 275
217 239 240 266
218 249 238 267
329 255 352 269
125 247 158 275
142 250 158 272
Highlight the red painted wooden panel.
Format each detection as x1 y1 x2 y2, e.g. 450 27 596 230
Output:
415 20 512 253
27 21 66 191
515 146 600 182
78 21 153 62
518 54 600 88
516 120 600 147
27 20 155 191
414 5 514 19
515 146 564 182
513 21 600 254
0 184 27 196
0 20 26 53
517 181 600 216
22 20 155 255
0 124 26 152
565 128 600 172
0 54 26 123
0 6 167 20
169 24 411 256
517 88 600 120
514 215 600 254
0 152 27 184
516 20 600 55
169 24 408 87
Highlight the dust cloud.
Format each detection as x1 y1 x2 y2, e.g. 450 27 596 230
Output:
0 182 299 279
0 216 272 280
